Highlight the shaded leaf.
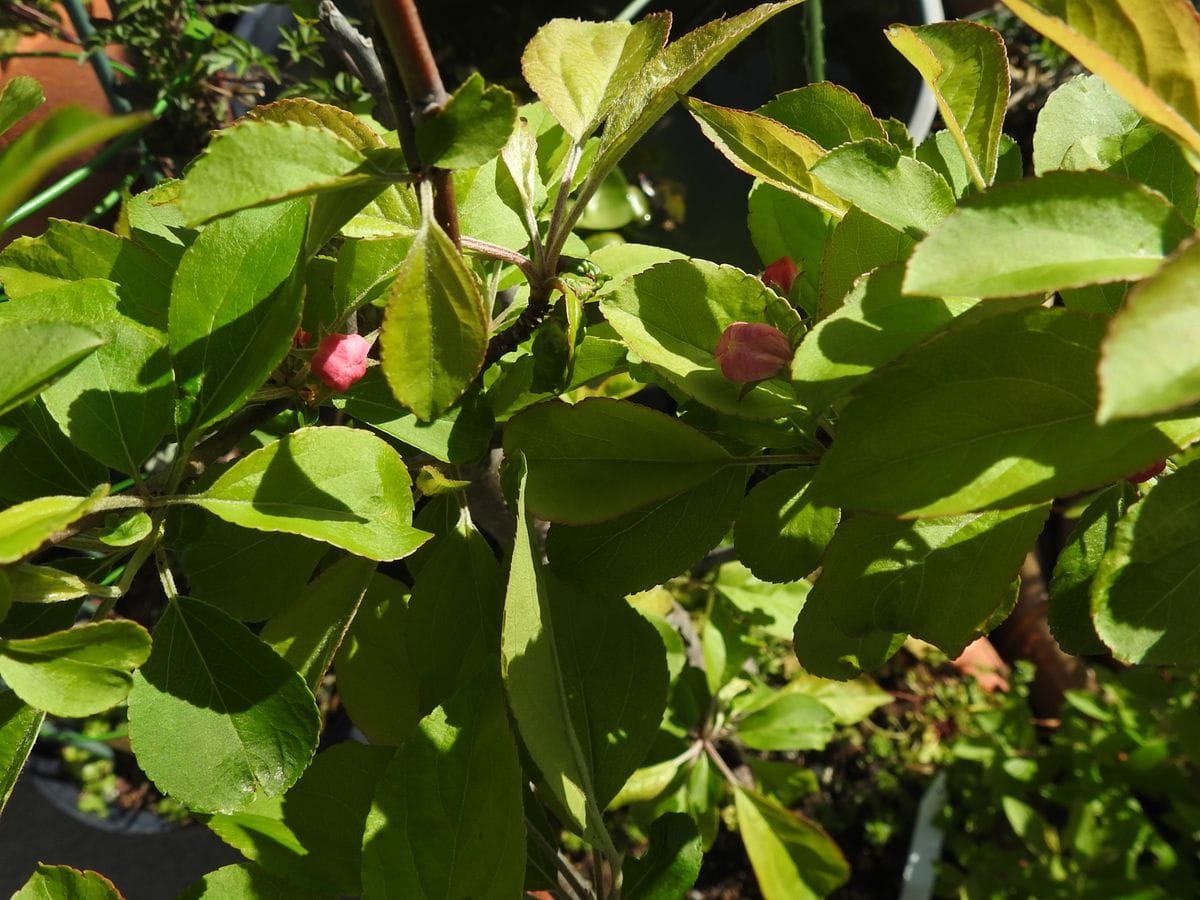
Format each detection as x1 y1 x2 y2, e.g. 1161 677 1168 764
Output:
127 597 320 813
1049 484 1132 655
260 554 376 690
624 813 703 900
207 742 394 894
502 398 730 524
0 320 104 420
361 673 525 899
1092 461 1200 663
548 467 746 596
810 506 1049 655
810 308 1200 517
734 468 838 583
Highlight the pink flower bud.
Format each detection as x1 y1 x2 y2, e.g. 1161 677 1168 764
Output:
761 256 799 295
1126 460 1167 484
715 322 791 383
311 333 370 392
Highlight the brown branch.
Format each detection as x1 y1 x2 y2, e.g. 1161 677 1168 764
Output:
368 0 459 244
483 278 556 366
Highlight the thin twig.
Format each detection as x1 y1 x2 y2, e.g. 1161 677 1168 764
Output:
525 814 594 900
368 0 460 243
460 236 537 281
316 0 396 130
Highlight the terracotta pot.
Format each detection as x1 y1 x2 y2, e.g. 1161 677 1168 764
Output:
1 1 129 239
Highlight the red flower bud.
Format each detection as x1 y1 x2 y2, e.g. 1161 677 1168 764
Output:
293 329 313 348
715 322 791 383
761 256 799 296
311 333 370 392
1126 460 1167 484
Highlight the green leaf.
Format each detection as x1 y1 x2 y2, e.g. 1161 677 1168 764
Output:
127 596 320 813
247 97 419 242
793 591 905 682
417 73 517 168
357 672 523 897
260 554 376 690
119 179 194 268
379 214 489 421
589 242 688 297
0 619 151 717
189 426 430 562
747 182 832 309
817 207 913 318
757 83 887 149
789 674 892 725
715 562 812 640
178 515 327 622
810 308 1200 516
1091 461 1200 663
916 131 1023 200
454 157 530 251
361 672 525 899
1099 237 1200 421
97 511 152 547
1034 75 1198 221
0 319 104 420
502 459 669 845
331 234 415 322
684 97 845 216
170 201 308 433
0 490 106 565
904 171 1192 297
207 742 394 894
0 219 175 328
521 16 669 141
1049 484 1131 655
624 813 703 900
734 787 850 900
735 692 836 751
734 468 838 584
178 118 387 225
547 467 746 596
333 573 420 745
0 75 42 139
7 564 107 604
13 865 122 900
405 514 503 717
0 688 43 815
791 263 976 413
179 863 326 899
811 139 955 237
1002 0 1200 166
601 259 801 420
0 571 9 623
0 280 175 474
0 106 151 229
498 116 543 232
886 22 1010 187
810 506 1049 655
502 398 730 524
334 370 494 464
591 1 803 195
0 401 109 504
